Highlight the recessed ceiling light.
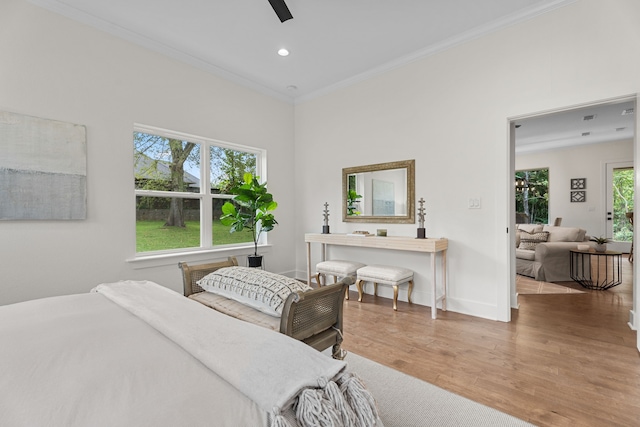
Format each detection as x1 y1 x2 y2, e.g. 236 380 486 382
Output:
286 85 297 91
278 48 289 57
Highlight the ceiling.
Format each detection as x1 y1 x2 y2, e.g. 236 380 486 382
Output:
26 0 634 150
29 0 574 102
514 99 636 153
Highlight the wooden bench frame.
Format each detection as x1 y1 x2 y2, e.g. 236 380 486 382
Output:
179 257 350 359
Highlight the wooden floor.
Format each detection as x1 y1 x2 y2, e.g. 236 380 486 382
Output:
341 259 640 427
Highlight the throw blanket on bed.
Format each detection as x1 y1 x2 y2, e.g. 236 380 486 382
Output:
93 280 379 427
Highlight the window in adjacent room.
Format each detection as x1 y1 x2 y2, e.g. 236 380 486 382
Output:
611 166 634 242
133 125 262 254
515 168 549 224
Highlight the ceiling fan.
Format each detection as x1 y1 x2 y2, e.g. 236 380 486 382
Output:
268 0 293 23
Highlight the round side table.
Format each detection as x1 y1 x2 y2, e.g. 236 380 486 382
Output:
569 249 622 290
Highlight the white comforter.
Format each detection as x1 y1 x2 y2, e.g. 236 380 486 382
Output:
0 280 379 427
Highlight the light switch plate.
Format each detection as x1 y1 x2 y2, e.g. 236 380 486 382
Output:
468 198 481 209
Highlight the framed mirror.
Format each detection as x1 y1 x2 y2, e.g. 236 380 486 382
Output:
342 159 415 223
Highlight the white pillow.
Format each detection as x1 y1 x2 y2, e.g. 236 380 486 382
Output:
197 267 312 317
542 225 586 242
518 230 549 250
516 224 543 234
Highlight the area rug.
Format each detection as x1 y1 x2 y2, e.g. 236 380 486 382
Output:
516 274 584 295
345 352 534 426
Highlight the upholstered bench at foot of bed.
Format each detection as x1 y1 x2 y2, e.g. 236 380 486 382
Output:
188 292 280 331
179 257 351 359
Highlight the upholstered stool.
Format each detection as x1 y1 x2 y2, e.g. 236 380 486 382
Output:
355 265 414 311
316 260 366 298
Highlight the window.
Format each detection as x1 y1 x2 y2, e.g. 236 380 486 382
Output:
515 168 549 224
611 167 634 242
134 125 262 254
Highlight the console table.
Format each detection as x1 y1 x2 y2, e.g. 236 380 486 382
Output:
305 233 448 319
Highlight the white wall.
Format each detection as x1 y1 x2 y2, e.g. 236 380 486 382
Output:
294 0 640 321
516 139 633 237
2 0 639 333
0 0 295 305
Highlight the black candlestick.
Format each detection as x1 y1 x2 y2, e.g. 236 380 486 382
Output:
322 202 330 234
416 197 426 239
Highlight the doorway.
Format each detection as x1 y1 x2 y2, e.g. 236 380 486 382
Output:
606 161 634 253
509 95 637 316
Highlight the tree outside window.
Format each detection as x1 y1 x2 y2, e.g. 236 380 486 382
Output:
515 168 549 224
134 127 260 253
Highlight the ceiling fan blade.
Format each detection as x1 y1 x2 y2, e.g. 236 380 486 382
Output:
268 0 293 23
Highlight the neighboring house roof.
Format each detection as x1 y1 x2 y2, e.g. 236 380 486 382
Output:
134 153 200 189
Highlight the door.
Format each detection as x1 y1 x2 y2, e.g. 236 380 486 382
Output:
606 161 634 253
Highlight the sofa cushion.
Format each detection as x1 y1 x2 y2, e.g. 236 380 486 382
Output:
517 224 544 234
542 226 586 242
189 292 280 330
518 230 549 250
515 248 536 261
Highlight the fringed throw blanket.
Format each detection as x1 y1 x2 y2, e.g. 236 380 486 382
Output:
93 280 379 427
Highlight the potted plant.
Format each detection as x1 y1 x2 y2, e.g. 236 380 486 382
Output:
346 189 362 216
220 173 278 267
590 236 611 252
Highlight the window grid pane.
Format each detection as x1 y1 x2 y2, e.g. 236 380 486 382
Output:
136 196 201 252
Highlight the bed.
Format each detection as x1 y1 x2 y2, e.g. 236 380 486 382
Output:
179 256 350 359
0 279 379 427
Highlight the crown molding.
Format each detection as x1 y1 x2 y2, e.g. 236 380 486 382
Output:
27 0 295 104
295 0 577 104
29 0 576 105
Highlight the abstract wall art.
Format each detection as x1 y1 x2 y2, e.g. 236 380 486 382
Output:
0 111 87 220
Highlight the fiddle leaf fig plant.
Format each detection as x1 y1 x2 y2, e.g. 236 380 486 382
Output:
347 189 362 216
220 173 278 257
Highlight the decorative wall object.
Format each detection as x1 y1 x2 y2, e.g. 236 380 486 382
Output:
571 178 586 190
0 111 87 220
571 191 586 203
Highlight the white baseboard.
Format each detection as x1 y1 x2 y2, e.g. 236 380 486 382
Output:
629 309 636 331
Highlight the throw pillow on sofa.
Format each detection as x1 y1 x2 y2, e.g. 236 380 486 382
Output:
518 230 550 250
541 225 586 242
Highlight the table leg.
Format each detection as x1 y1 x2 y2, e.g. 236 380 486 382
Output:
306 242 312 286
442 249 447 312
431 252 437 319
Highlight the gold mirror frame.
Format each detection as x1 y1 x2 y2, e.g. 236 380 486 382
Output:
342 159 415 224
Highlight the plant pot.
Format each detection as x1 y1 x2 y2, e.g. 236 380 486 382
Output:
595 243 607 252
247 255 263 268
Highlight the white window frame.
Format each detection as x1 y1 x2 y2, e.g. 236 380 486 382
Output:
132 124 266 260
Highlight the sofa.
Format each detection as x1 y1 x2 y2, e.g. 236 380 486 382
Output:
516 224 594 282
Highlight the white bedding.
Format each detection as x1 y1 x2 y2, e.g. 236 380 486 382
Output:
0 292 267 426
0 280 380 427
